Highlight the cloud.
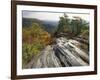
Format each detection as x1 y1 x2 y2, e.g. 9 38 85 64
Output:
22 11 90 21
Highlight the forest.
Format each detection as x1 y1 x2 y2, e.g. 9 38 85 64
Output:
22 13 89 68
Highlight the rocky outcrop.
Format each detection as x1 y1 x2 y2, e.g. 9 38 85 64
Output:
26 37 89 68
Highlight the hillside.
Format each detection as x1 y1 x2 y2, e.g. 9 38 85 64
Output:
22 18 58 34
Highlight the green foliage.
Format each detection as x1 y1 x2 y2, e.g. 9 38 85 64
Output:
80 30 89 39
22 42 44 68
70 19 82 35
56 13 89 38
57 13 70 34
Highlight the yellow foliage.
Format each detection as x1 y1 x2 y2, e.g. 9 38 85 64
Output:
22 22 52 45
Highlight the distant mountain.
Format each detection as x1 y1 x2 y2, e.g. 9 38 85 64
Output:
22 18 42 27
42 20 58 27
41 20 58 34
22 18 58 34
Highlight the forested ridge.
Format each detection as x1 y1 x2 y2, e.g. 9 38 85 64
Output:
22 13 89 68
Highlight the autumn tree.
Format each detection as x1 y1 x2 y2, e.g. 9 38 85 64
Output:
22 22 52 68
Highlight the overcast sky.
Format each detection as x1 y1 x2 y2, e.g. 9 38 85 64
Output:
22 11 90 22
